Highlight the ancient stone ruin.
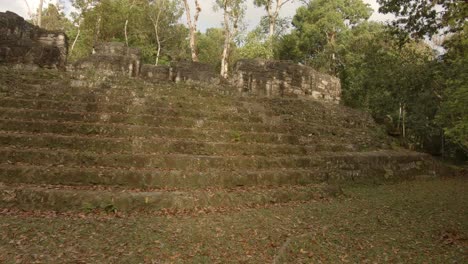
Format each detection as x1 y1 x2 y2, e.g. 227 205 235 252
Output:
70 42 141 77
232 59 341 103
141 61 218 83
0 11 67 69
74 45 341 103
0 11 341 103
68 41 219 85
0 12 452 213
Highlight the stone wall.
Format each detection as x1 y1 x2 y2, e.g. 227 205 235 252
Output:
141 61 218 84
140 64 170 82
70 42 141 77
170 61 218 83
232 59 341 103
0 11 68 69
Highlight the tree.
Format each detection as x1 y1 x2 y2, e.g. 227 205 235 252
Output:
378 0 468 39
239 16 290 59
216 0 245 78
278 0 372 73
37 0 44 27
378 0 467 158
124 0 137 46
41 3 73 31
182 0 201 61
197 28 225 67
68 0 188 63
435 25 468 152
146 0 185 65
253 0 292 38
337 21 453 154
238 29 273 59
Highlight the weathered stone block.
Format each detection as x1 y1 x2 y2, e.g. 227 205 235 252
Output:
71 42 140 77
0 11 68 69
232 59 341 103
140 64 170 82
170 61 218 83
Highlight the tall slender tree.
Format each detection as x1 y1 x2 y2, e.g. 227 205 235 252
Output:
37 0 44 27
217 0 245 78
183 0 201 61
253 0 291 38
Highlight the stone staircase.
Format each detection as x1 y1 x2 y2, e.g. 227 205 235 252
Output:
0 69 441 212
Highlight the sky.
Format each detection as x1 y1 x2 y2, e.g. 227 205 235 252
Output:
0 0 394 32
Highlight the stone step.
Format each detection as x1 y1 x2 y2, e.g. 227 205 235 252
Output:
0 183 338 212
0 150 435 188
2 71 374 128
0 163 327 188
0 117 381 148
0 118 315 145
0 131 352 156
2 75 224 98
0 88 374 128
0 106 374 135
1 81 241 105
0 72 66 86
0 146 337 171
0 96 259 119
0 97 264 123
0 88 250 114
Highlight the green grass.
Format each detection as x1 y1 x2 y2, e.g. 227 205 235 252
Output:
0 177 466 263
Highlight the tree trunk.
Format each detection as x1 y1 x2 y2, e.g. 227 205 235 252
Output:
397 102 402 131
220 7 230 78
183 0 200 62
124 19 129 46
37 0 44 27
150 1 164 66
220 0 237 79
402 104 406 138
268 18 276 38
124 0 136 47
93 16 101 54
268 0 290 38
70 23 81 56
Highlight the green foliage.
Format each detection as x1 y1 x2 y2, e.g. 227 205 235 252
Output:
376 0 467 157
231 131 242 142
197 28 225 67
196 28 239 70
41 4 73 31
338 22 447 153
436 25 468 151
68 0 189 63
378 0 468 39
238 28 274 59
277 0 372 73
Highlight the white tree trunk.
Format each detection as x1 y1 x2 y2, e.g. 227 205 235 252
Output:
268 18 275 38
124 19 129 46
220 0 231 78
37 0 44 27
150 1 164 66
93 16 101 54
70 24 81 56
267 0 291 38
402 104 406 138
183 0 200 62
124 0 136 47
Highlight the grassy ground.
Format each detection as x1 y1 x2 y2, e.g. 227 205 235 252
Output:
0 177 466 264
